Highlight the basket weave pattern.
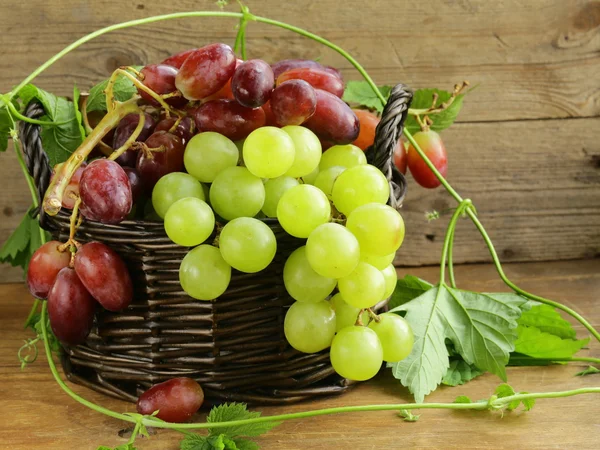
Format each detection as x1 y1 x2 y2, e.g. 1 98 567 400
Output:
19 84 413 404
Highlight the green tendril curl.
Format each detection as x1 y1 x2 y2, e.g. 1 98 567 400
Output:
8 2 599 443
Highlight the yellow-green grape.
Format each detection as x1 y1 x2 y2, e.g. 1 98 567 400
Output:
381 264 397 299
346 203 405 256
243 126 296 178
284 246 337 303
368 313 414 362
330 293 369 332
219 217 277 273
305 223 360 278
319 144 366 170
330 326 383 381
184 132 239 182
302 166 320 185
361 252 396 270
262 176 299 218
277 184 331 238
179 244 231 301
313 166 345 199
331 165 389 215
284 300 336 353
337 262 385 309
282 125 322 177
152 172 205 219
164 197 215 247
209 166 265 220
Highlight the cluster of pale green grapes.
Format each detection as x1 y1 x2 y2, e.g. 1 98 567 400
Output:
151 125 414 382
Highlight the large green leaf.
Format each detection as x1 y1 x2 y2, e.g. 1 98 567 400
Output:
442 359 484 386
388 275 433 310
389 285 526 402
514 325 589 359
517 304 576 339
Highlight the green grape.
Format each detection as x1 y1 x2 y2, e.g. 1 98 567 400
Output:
243 126 296 178
262 176 299 217
361 252 396 270
319 144 366 170
179 244 231 301
368 313 414 362
284 246 337 303
305 223 360 278
282 125 322 177
164 197 215 247
346 203 405 256
152 172 205 219
184 132 239 182
330 326 383 381
337 262 385 309
302 166 319 185
277 184 331 238
314 165 345 199
330 293 369 332
219 217 277 273
381 264 397 299
209 166 265 220
331 164 389 215
284 300 336 353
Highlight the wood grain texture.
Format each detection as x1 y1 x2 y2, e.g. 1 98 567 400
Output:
1 0 600 282
0 261 598 449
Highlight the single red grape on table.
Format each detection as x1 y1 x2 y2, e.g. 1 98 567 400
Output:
137 377 204 423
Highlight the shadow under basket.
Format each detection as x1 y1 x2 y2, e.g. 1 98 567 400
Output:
19 84 413 405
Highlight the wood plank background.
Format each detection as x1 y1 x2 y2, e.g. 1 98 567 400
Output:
1 0 599 282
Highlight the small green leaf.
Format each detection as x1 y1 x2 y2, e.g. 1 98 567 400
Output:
180 434 211 450
398 409 420 422
207 403 279 438
575 366 600 376
442 359 484 387
453 395 472 404
232 439 259 450
0 207 48 274
520 394 536 411
495 383 516 398
388 275 433 310
73 85 86 141
514 325 589 359
517 304 576 339
86 67 142 112
342 81 392 113
0 105 12 152
404 88 464 134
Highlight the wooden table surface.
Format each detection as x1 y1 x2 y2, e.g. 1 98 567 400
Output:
1 260 599 450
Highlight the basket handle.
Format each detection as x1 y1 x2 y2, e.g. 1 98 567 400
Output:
366 83 413 210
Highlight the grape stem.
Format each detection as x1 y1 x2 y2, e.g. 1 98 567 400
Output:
407 81 469 117
108 111 145 161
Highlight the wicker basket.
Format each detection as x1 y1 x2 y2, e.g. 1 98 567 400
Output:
19 84 413 405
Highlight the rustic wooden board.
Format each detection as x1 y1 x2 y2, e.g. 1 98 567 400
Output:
1 261 598 449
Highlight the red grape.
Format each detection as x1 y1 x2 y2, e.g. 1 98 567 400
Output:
191 99 266 141
137 377 204 423
155 116 194 144
27 241 71 299
323 65 343 80
80 159 132 224
407 130 447 188
231 59 274 108
175 43 236 100
113 113 157 167
271 59 324 79
277 67 344 98
304 89 359 144
270 80 317 126
74 241 133 312
47 267 96 346
136 131 185 189
201 59 242 103
394 140 408 175
352 109 379 151
138 64 187 108
261 101 277 126
51 162 87 209
162 48 196 69
122 167 143 203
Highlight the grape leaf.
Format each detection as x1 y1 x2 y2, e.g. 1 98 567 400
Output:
342 81 392 113
494 384 535 411
453 395 472 404
0 207 49 273
0 105 12 152
403 88 464 134
389 285 526 402
575 366 600 376
517 304 576 339
398 409 420 422
86 67 142 112
73 85 86 140
16 84 83 167
442 359 484 387
514 325 589 359
207 403 279 438
388 275 433 310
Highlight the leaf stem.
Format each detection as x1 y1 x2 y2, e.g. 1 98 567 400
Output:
439 201 470 284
